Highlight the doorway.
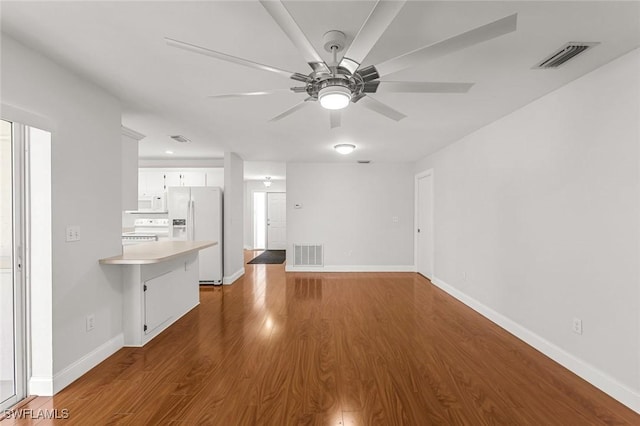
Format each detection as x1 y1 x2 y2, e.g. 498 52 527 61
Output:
415 170 434 279
252 191 287 251
0 119 25 410
266 192 286 250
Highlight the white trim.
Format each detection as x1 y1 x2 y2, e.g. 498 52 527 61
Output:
414 169 434 279
430 276 640 414
285 265 415 273
28 376 53 396
51 333 124 395
223 267 245 285
1 103 56 133
121 125 145 141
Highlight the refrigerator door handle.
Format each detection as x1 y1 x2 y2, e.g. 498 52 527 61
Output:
190 200 195 240
186 198 192 241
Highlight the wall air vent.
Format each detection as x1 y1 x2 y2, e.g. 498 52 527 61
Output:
170 135 191 143
293 244 323 267
357 160 371 164
534 42 599 69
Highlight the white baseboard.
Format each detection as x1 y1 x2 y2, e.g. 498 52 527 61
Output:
51 333 124 395
29 376 53 396
430 276 640 414
285 264 415 273
223 267 245 285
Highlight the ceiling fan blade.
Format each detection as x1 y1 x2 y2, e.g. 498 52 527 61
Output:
208 89 301 99
269 98 314 122
375 13 517 77
355 95 407 121
166 37 299 80
330 110 342 129
339 0 406 75
260 0 330 74
369 81 474 93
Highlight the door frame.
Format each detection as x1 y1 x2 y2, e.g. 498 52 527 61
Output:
414 169 434 279
266 192 286 250
252 191 267 250
0 119 27 410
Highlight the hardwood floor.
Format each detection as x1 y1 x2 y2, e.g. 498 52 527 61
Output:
3 251 638 425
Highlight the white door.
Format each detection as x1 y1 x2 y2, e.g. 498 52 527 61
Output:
416 171 434 279
267 192 286 250
1 119 25 410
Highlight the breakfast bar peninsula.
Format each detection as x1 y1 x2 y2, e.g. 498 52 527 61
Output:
100 240 216 346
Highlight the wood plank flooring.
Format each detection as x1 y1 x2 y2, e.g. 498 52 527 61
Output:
3 251 638 425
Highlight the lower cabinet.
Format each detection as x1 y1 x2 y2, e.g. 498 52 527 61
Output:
122 252 200 346
144 268 179 335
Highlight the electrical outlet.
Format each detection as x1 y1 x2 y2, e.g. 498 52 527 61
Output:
572 318 583 335
86 314 95 332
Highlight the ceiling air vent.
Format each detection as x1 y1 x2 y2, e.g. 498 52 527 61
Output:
170 135 191 143
357 160 371 164
534 42 599 69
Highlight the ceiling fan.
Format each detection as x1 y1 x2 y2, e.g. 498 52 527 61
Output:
166 1 517 128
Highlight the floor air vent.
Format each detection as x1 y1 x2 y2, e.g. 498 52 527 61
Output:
534 42 599 69
293 244 323 267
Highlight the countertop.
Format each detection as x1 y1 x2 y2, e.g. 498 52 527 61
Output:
99 240 216 265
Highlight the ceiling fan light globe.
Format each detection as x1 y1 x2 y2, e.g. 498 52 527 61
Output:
334 143 356 155
319 86 351 110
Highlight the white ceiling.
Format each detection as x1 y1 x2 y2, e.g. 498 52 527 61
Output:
2 1 639 165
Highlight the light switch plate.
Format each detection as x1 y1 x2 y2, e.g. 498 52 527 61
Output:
66 225 81 242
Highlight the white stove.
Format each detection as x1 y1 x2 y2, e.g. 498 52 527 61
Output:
122 218 170 245
134 218 169 239
121 233 158 246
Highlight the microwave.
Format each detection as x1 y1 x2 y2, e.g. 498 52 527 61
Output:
138 194 165 212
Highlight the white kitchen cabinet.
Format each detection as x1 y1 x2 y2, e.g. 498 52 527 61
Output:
205 168 225 188
139 168 224 197
100 243 209 346
139 170 165 196
164 171 182 189
181 171 206 187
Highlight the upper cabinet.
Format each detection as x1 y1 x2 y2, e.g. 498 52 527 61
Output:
122 127 145 210
181 171 206 187
138 167 224 197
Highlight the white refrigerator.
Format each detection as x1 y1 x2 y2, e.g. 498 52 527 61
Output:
167 186 223 284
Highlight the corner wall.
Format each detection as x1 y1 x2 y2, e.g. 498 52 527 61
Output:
223 152 244 284
415 48 640 411
1 35 124 393
286 162 414 271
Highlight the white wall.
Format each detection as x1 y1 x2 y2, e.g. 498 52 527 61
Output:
1 35 124 393
121 128 142 211
243 179 286 250
223 152 244 284
286 163 414 271
415 48 640 411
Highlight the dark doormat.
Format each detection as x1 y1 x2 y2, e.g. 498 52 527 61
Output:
247 250 286 264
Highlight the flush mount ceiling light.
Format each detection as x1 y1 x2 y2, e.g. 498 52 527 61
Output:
165 150 174 155
334 143 356 155
263 176 272 187
318 85 351 110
